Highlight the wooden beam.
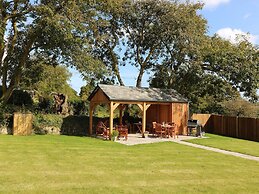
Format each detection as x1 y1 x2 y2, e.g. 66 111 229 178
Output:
137 104 143 112
145 104 151 111
112 102 120 112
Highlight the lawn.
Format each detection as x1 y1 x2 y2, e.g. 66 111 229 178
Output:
0 135 259 194
186 133 259 157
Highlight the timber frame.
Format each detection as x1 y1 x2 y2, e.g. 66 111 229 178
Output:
89 100 151 138
88 84 189 139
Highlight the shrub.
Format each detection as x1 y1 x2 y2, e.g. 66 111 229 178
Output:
7 90 33 106
33 114 63 134
69 100 88 115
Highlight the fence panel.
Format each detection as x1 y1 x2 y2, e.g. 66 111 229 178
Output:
193 114 259 142
13 113 33 135
247 118 257 141
224 116 238 138
257 119 259 141
192 114 212 132
212 115 223 135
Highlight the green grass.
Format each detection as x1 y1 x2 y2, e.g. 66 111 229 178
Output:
0 135 259 194
186 133 259 157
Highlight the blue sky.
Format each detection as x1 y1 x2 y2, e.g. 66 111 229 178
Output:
69 0 259 93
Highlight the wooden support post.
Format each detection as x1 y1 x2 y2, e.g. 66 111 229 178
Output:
89 102 95 136
142 103 147 138
109 102 115 139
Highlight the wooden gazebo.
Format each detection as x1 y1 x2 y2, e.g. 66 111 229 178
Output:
88 84 189 138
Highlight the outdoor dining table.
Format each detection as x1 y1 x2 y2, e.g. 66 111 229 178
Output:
162 124 174 138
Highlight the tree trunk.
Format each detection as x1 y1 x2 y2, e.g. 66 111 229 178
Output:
109 47 124 86
0 86 14 103
135 46 156 88
136 66 145 88
0 34 35 103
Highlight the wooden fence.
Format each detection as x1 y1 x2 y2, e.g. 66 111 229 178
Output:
192 114 259 142
13 113 33 135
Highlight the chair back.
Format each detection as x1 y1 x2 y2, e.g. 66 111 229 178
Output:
167 122 176 128
152 122 157 129
155 123 162 131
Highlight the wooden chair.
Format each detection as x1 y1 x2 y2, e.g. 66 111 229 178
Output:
167 122 177 138
155 123 167 138
151 122 157 136
96 121 110 140
117 125 128 140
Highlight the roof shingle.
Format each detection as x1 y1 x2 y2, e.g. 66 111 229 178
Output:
88 84 188 103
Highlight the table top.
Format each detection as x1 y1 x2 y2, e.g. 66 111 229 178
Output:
162 124 173 128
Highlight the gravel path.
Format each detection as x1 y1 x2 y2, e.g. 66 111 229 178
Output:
175 140 259 162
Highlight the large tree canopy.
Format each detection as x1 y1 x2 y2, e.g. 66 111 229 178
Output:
150 35 259 112
201 35 259 101
0 0 103 103
1 0 258 111
20 60 79 101
90 0 207 87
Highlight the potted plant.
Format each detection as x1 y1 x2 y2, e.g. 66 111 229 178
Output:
111 130 119 141
144 131 149 138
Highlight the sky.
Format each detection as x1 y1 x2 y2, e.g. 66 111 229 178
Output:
69 0 259 94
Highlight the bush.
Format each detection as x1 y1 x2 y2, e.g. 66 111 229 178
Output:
0 103 13 127
37 97 55 114
69 100 88 115
7 90 33 106
33 114 63 134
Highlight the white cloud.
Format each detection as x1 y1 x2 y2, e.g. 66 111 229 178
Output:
189 0 230 8
216 27 259 44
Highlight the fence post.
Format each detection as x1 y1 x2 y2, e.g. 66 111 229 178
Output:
221 115 224 135
236 116 239 138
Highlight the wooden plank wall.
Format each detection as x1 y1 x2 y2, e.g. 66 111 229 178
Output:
146 104 170 124
171 103 188 135
146 104 159 124
146 103 188 135
13 113 33 135
193 114 259 142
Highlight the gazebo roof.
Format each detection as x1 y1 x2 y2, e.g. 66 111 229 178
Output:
88 84 188 103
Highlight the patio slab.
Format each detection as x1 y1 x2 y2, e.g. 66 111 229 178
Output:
115 134 202 146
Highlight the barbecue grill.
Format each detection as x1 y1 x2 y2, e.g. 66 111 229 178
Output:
187 119 204 137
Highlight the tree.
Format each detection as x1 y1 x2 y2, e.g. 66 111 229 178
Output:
222 98 259 117
150 34 259 113
201 35 259 102
150 63 240 113
0 0 101 103
89 0 127 86
19 61 79 101
90 0 206 87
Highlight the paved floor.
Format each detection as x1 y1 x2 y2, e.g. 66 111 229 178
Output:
115 134 259 162
116 133 200 146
